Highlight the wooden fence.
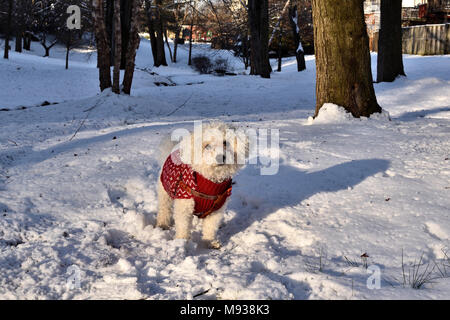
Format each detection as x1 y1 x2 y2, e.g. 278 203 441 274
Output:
370 23 449 55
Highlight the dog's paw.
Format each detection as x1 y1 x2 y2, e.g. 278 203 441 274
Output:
205 240 222 250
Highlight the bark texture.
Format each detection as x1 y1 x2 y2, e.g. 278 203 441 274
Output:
312 0 381 117
377 0 405 82
289 5 306 72
248 0 271 78
93 0 112 91
4 0 13 59
145 0 167 67
113 0 122 93
122 0 140 94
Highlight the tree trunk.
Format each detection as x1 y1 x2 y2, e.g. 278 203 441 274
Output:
93 0 112 91
113 0 122 93
146 7 159 64
289 5 306 72
155 0 167 66
248 0 271 78
312 0 381 118
106 0 114 66
164 28 173 63
15 31 23 53
188 12 194 66
173 28 180 63
122 0 140 94
277 28 282 72
23 32 31 51
145 0 167 67
377 0 405 82
65 33 71 70
120 0 132 69
4 0 13 59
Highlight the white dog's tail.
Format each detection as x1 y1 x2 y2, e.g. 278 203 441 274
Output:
157 135 178 166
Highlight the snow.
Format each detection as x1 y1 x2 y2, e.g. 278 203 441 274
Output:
1 38 450 299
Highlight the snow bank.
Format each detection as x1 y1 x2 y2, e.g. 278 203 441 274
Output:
307 103 391 124
307 103 353 124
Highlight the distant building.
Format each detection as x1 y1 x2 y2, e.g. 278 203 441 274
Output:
181 25 213 42
364 0 449 29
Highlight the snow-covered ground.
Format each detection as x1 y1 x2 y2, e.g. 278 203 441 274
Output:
0 38 449 299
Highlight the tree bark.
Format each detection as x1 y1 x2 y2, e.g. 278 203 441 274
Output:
23 32 31 51
4 0 13 59
122 0 140 94
120 0 132 69
15 31 23 53
173 28 180 63
248 0 271 78
289 5 306 72
145 2 159 64
113 0 122 93
277 27 282 72
377 0 405 83
93 0 112 91
65 32 71 70
312 0 381 118
188 10 194 66
155 0 167 66
145 0 167 67
164 28 173 63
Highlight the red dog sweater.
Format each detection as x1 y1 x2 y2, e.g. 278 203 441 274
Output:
160 150 232 218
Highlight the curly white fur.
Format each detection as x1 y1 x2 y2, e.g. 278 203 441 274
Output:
156 122 248 249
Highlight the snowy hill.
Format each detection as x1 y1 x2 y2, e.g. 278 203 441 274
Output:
0 39 449 299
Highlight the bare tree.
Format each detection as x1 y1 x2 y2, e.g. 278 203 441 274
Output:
122 0 141 94
377 0 405 82
113 0 122 93
248 0 271 78
288 4 305 71
145 0 167 67
3 0 13 59
93 0 112 91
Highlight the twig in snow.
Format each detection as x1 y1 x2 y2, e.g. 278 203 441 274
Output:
193 288 210 298
69 99 101 141
7 139 18 146
165 93 194 116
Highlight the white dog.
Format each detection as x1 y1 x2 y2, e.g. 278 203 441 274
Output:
156 122 248 249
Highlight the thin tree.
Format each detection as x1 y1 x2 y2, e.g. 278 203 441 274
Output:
377 0 405 82
4 0 13 59
112 0 122 93
122 0 141 94
155 0 168 66
93 0 112 91
289 5 306 71
188 2 194 66
145 0 167 67
312 0 381 117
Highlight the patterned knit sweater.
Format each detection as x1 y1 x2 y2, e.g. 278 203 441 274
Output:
160 150 232 217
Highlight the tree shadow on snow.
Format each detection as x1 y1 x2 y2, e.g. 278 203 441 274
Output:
395 106 450 122
223 158 390 243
